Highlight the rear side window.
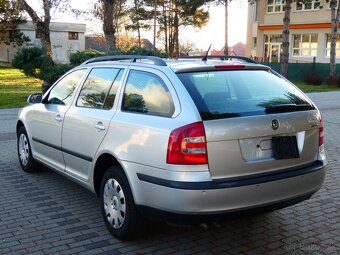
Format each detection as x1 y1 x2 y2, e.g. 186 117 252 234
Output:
77 68 122 109
122 70 174 117
177 70 315 120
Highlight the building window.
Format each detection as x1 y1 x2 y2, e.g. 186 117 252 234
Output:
264 34 282 62
296 0 320 11
328 0 339 9
253 1 258 21
325 34 340 57
252 37 257 49
264 34 282 44
292 34 318 56
267 0 286 13
68 32 78 40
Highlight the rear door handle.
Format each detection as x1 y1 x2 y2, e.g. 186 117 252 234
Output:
95 122 106 132
55 114 63 122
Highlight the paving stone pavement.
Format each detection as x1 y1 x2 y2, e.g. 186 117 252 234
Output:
0 92 339 255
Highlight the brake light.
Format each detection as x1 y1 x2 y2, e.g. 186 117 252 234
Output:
319 115 324 146
215 64 245 70
167 122 208 165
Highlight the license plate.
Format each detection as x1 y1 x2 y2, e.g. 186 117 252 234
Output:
272 136 299 160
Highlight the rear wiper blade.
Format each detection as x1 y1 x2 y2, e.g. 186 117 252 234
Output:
265 103 312 113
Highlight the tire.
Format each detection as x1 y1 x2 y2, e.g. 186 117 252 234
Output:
100 166 145 240
17 126 42 173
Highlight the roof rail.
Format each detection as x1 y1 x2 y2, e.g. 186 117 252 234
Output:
81 55 167 66
177 55 258 64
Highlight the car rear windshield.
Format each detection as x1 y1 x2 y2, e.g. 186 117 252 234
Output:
177 70 315 120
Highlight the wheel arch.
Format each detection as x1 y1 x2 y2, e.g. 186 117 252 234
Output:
16 120 25 134
93 153 124 196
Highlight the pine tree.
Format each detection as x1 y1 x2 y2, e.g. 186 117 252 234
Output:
0 0 29 46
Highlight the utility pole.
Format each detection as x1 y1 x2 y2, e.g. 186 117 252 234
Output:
224 0 228 55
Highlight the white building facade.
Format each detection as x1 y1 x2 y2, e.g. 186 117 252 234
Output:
0 21 86 65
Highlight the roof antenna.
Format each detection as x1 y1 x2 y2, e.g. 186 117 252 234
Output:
202 43 212 61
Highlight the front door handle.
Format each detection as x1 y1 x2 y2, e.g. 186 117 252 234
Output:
95 122 106 132
55 114 63 122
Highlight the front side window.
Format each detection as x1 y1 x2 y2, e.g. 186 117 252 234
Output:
292 34 318 56
267 0 286 13
77 68 122 109
46 69 86 105
177 70 314 120
296 0 320 11
325 34 340 57
122 70 174 117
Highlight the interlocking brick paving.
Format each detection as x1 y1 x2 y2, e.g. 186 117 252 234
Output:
0 93 339 254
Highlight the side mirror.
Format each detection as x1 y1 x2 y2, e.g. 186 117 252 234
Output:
27 93 42 104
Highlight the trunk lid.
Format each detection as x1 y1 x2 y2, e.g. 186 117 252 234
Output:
204 110 321 180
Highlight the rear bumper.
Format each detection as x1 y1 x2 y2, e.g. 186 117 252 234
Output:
137 191 316 224
135 161 326 215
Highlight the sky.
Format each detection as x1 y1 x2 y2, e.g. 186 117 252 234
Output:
25 0 248 51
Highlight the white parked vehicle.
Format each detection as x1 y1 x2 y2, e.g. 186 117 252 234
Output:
17 55 327 239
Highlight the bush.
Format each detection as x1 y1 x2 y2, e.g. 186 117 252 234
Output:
12 47 53 78
304 73 322 86
12 46 169 93
70 49 104 65
39 64 74 91
125 46 169 58
12 47 74 91
70 47 169 66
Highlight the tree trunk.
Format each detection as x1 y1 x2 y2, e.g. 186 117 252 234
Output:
168 2 174 57
224 1 228 55
330 1 340 79
137 21 141 48
102 0 116 51
174 9 179 58
280 0 292 78
134 0 141 48
42 0 52 56
153 0 157 51
163 3 168 53
38 21 52 57
19 0 53 57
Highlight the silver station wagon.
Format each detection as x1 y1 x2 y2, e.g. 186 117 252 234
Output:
17 55 327 239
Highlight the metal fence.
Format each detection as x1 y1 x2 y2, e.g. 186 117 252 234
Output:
260 62 340 81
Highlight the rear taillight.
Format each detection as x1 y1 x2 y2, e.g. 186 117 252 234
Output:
167 122 208 165
319 116 324 146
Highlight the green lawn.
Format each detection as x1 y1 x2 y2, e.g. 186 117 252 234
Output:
0 67 339 109
0 67 42 108
293 81 340 92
